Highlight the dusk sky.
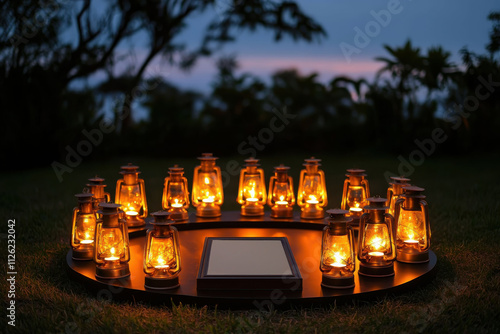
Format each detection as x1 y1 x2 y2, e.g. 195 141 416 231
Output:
151 0 499 92
79 0 500 120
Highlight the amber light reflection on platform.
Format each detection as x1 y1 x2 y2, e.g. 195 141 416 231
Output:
71 225 435 301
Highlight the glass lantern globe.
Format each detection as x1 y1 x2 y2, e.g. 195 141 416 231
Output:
358 197 396 277
394 186 431 263
162 165 190 221
70 192 97 260
94 203 131 279
115 163 148 227
267 165 295 218
144 211 181 289
191 153 224 218
341 169 370 225
237 158 267 217
297 157 328 219
320 209 355 289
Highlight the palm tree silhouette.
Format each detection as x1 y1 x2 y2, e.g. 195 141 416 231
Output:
375 39 424 123
422 46 458 97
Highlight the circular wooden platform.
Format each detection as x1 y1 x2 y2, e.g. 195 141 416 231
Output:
66 211 437 308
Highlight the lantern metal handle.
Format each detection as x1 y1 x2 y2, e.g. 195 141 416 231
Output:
162 178 168 209
357 212 370 261
139 179 148 217
386 187 394 207
384 212 397 260
121 222 131 263
70 207 79 248
361 179 370 198
420 199 431 250
115 179 124 205
319 169 328 207
341 179 350 210
93 223 103 264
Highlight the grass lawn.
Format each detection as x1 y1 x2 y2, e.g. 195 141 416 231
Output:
1 151 499 333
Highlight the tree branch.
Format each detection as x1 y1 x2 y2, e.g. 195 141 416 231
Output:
67 7 136 82
76 0 90 50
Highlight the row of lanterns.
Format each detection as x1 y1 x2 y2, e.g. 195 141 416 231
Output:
70 154 431 290
72 154 371 225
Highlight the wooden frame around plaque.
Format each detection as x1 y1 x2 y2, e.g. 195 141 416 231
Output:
197 237 302 291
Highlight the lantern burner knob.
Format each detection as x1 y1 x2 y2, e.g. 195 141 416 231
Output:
274 164 290 172
326 209 352 223
364 196 389 210
198 153 218 161
390 176 411 184
346 168 366 174
87 176 106 185
303 157 321 166
244 157 260 167
75 192 94 203
151 211 174 225
119 163 140 175
403 185 425 195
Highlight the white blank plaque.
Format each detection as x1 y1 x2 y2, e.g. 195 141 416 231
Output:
206 239 293 276
197 237 302 290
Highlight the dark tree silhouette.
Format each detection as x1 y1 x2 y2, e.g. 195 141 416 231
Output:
199 55 268 153
140 79 203 156
375 40 425 124
374 40 459 145
452 12 500 152
0 0 326 167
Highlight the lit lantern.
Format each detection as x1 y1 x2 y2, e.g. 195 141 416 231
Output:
94 203 130 279
358 197 396 277
341 169 370 222
115 163 148 227
320 209 356 289
237 158 267 216
394 186 431 263
70 192 97 260
268 164 295 218
144 211 181 289
191 153 224 218
297 157 328 219
386 176 411 217
86 176 110 216
162 165 190 221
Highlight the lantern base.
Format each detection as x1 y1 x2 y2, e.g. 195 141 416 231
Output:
300 208 325 220
271 207 293 219
126 215 145 228
358 262 395 277
145 276 180 290
321 274 355 289
168 209 189 221
196 205 221 218
71 247 94 261
397 249 429 263
95 262 130 280
241 205 264 217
